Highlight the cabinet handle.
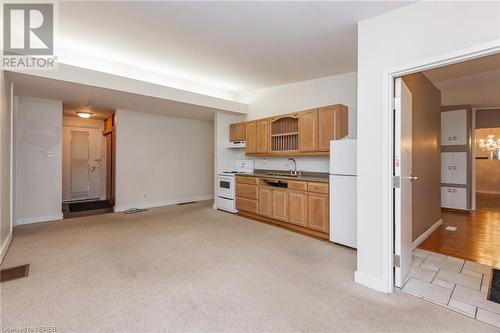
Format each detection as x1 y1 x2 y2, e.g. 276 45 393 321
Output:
448 166 452 170
453 136 457 140
449 136 453 141
453 166 457 170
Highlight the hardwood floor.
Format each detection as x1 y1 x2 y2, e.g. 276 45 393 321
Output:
419 209 500 269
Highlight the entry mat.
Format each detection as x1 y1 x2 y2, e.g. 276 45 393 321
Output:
1 264 30 283
69 200 113 212
488 269 500 304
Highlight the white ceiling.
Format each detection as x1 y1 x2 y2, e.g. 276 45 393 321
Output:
58 1 413 92
423 53 500 108
8 72 224 121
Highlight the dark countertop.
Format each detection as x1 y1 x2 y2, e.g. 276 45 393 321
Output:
236 169 329 183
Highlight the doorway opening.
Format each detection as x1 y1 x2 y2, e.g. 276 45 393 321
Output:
393 52 500 326
62 104 115 219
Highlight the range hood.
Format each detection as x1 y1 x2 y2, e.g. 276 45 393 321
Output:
227 141 245 149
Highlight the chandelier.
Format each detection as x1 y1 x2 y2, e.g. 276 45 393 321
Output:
479 133 500 155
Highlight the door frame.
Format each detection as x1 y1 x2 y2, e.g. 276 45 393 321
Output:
381 41 500 293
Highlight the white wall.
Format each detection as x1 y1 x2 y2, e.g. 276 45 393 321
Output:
62 116 107 201
356 1 500 292
229 71 357 173
15 97 63 225
0 71 13 261
115 109 214 211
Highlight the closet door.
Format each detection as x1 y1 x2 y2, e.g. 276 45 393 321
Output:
441 153 453 184
452 152 467 185
441 187 453 208
441 110 467 146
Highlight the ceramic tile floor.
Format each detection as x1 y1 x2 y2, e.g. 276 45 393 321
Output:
402 249 500 329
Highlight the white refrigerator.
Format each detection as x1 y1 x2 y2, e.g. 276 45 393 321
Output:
329 139 357 248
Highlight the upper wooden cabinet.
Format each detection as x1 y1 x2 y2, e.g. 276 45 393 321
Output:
298 109 318 152
256 118 270 153
233 104 348 156
245 121 258 153
318 105 348 151
229 122 246 142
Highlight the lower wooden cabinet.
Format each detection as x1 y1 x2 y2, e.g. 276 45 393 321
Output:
272 189 288 221
236 177 329 237
236 197 258 214
288 191 307 226
307 193 329 232
259 187 273 217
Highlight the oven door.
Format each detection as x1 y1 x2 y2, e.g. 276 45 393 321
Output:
217 175 235 199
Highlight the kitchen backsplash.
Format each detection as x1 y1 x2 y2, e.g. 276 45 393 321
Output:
252 156 329 173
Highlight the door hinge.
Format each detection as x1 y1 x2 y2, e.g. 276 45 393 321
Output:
393 96 400 110
392 175 400 188
393 254 400 268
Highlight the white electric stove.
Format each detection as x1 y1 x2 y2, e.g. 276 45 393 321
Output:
216 160 254 213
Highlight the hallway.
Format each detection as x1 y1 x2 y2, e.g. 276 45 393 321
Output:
419 210 500 268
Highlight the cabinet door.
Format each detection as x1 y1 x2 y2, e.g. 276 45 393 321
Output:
452 188 467 210
450 110 467 145
441 187 453 208
230 123 245 142
245 121 257 153
298 109 318 152
452 152 467 185
288 191 307 226
441 153 453 183
256 118 270 153
318 105 349 151
441 110 467 146
272 189 288 222
307 193 329 232
259 187 272 217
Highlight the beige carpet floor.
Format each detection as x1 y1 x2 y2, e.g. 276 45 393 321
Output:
1 201 498 332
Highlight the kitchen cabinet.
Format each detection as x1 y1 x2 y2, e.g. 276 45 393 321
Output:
441 187 467 210
245 121 258 153
259 187 273 217
236 183 258 200
235 176 329 238
230 122 246 142
307 193 329 232
233 104 348 156
441 152 467 185
288 190 307 226
236 197 258 214
272 188 288 222
318 105 349 151
298 109 318 152
441 110 467 146
256 118 270 153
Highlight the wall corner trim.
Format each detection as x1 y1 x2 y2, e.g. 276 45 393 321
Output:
0 231 14 264
354 270 391 293
412 219 443 250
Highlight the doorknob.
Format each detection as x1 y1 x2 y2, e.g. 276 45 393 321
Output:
410 175 419 181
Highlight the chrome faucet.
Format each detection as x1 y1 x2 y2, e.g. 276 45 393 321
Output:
287 158 300 175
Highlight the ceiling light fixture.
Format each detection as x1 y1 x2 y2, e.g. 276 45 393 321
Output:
77 112 92 119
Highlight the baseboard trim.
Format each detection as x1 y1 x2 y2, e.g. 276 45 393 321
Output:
0 231 13 264
17 213 64 225
412 219 443 250
114 194 214 212
354 270 390 293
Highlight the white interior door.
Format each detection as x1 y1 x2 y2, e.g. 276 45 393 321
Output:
394 78 413 288
62 127 102 201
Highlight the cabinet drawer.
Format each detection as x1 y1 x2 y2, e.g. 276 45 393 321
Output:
236 184 258 200
288 181 307 191
308 182 328 194
236 197 258 214
236 176 258 185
